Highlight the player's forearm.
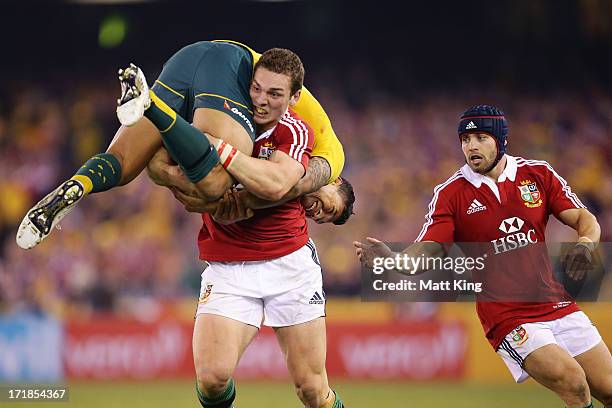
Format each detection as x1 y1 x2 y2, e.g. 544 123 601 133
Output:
245 157 331 209
227 154 297 201
233 183 310 212
575 209 601 245
248 156 331 205
291 156 332 195
237 190 292 210
248 156 330 205
235 157 332 210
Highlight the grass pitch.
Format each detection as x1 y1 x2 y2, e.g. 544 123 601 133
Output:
2 380 563 407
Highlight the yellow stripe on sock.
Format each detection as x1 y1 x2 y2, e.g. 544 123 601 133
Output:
150 90 177 133
71 175 93 195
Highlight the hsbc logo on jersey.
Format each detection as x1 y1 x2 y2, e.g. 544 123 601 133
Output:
498 217 524 234
491 217 538 254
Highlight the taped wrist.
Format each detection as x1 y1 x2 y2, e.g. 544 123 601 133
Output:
215 141 240 171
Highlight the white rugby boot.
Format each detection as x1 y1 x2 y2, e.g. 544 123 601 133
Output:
116 63 150 126
16 179 85 249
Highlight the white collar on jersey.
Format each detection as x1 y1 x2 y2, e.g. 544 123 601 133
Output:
254 125 276 142
253 109 291 142
460 155 517 202
461 154 517 187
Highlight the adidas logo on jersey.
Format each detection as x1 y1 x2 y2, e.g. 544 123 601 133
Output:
309 291 324 305
465 121 477 130
466 199 487 214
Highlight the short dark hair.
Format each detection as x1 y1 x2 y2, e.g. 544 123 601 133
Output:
254 48 305 95
333 177 355 225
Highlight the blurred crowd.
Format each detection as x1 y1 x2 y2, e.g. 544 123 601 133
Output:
1 78 611 316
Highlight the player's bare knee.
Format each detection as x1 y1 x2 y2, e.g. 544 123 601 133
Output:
195 367 232 396
196 373 231 396
293 377 325 407
570 382 589 401
554 366 589 401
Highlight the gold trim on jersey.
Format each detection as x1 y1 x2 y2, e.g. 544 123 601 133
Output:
195 93 254 114
154 80 185 99
212 39 260 63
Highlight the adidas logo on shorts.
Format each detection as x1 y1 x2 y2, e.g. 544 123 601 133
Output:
309 291 325 305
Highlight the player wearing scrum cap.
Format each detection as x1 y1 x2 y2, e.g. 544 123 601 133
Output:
355 105 611 408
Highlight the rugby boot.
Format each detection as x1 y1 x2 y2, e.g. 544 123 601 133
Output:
116 63 150 126
16 179 85 249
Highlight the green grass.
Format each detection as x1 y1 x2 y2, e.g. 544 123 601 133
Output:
1 380 566 407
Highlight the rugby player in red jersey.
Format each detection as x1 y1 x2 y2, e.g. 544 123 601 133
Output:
355 105 611 408
149 49 346 408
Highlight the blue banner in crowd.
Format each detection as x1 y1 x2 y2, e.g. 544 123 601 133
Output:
0 313 63 382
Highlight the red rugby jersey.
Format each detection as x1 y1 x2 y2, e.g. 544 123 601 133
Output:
416 155 585 349
198 110 313 261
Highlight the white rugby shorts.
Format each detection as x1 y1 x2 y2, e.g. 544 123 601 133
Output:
497 311 602 383
196 240 325 328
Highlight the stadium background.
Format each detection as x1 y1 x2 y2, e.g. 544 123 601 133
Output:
1 0 611 406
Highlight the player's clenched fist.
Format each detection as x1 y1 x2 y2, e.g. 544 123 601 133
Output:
353 237 393 268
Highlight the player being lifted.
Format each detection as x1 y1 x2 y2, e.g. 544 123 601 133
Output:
355 105 612 408
16 40 350 250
